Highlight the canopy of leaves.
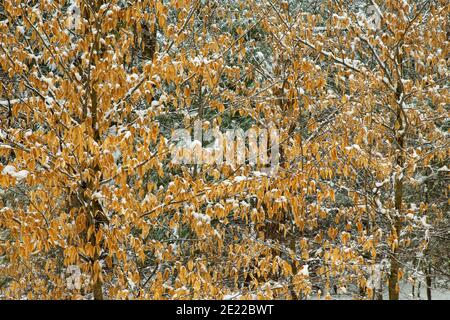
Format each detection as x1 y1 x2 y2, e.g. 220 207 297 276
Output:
0 0 448 300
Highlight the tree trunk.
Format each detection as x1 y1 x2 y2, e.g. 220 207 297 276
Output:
426 265 432 300
376 271 383 300
388 249 400 300
389 85 406 300
92 277 104 300
388 151 403 300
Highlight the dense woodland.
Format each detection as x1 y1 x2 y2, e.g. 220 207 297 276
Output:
0 0 449 299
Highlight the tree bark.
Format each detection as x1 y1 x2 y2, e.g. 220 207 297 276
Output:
426 264 432 300
389 81 406 300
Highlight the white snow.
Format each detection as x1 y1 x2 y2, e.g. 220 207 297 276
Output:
192 212 211 224
123 131 132 140
13 170 29 180
300 264 309 276
420 216 431 228
66 265 81 290
234 176 247 182
1 165 29 180
0 144 12 150
1 165 16 175
190 140 202 149
255 51 265 61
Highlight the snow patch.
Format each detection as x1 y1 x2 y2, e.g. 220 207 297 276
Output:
1 165 29 181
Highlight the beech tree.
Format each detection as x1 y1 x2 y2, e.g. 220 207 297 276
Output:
0 0 448 300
